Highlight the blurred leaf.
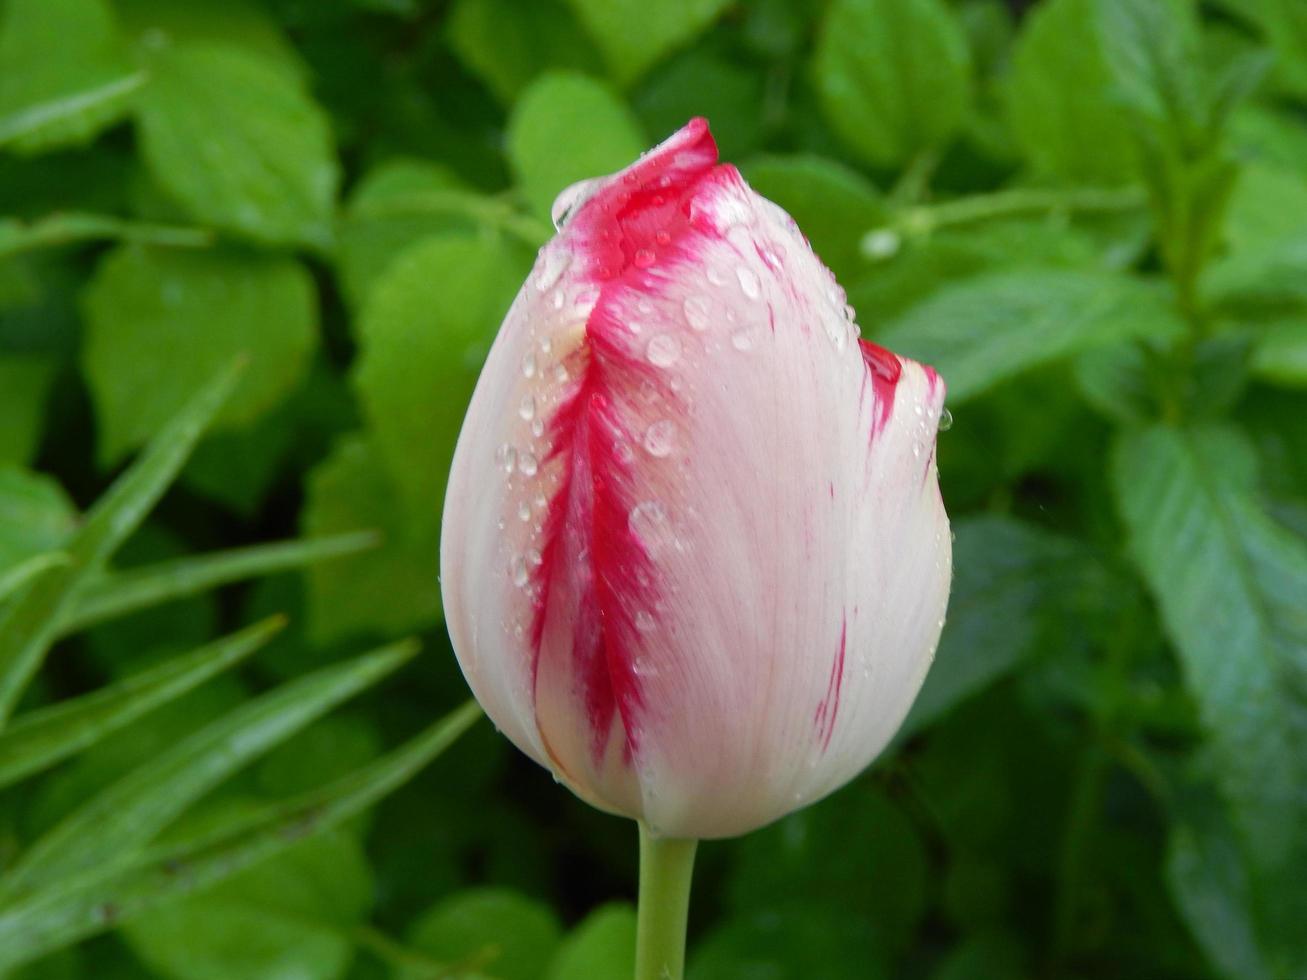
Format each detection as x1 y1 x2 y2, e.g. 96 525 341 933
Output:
255 715 382 805
0 554 68 606
1005 0 1137 183
741 155 887 283
123 812 372 980
690 906 887 980
0 213 210 261
813 0 971 168
876 269 1184 403
3 639 415 896
1255 0 1307 97
301 437 441 644
633 47 767 159
901 515 1115 738
406 888 561 980
1114 424 1307 976
81 245 318 464
561 0 731 86
353 233 523 533
0 363 240 724
1223 163 1307 255
544 904 635 980
0 0 141 153
0 468 76 574
1251 319 1307 388
0 618 280 791
0 703 481 971
134 42 339 249
1230 104 1307 172
0 358 54 467
447 0 604 105
506 72 645 222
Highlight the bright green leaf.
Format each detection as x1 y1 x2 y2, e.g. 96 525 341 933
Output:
82 245 317 464
0 467 76 574
0 0 141 153
813 0 972 167
507 72 645 221
134 43 339 249
1252 319 1307 388
561 0 731 86
544 904 636 980
407 888 562 980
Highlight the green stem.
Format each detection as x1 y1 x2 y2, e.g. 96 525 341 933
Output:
635 824 698 980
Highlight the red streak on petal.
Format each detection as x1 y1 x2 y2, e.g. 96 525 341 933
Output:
858 339 901 436
814 617 848 750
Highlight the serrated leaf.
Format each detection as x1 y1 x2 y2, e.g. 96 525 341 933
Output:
561 0 730 86
1005 0 1137 183
61 531 377 636
81 245 317 464
0 0 142 153
0 618 283 791
813 0 971 167
2 639 415 896
876 269 1184 403
0 701 480 971
0 363 240 724
1114 424 1307 976
507 72 645 222
134 42 339 249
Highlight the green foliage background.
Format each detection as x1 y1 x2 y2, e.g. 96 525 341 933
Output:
1 0 1306 977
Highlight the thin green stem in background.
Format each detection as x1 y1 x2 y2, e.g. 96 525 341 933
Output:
635 826 698 980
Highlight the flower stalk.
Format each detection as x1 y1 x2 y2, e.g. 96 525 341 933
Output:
635 825 698 980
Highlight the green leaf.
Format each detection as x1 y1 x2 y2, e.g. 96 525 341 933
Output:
1223 163 1307 255
740 155 887 283
301 436 442 645
560 0 731 86
2 638 415 896
1251 319 1307 388
407 888 562 980
0 702 481 971
1004 0 1137 183
0 554 68 605
0 618 283 791
506 72 645 222
0 356 56 465
352 233 523 532
1256 0 1307 98
1114 424 1307 976
62 532 378 635
0 468 76 574
813 0 972 168
81 245 318 464
633 48 768 159
900 516 1115 738
0 0 142 153
692 907 887 980
134 42 339 249
544 904 636 980
0 362 240 724
122 811 372 980
0 213 211 261
448 0 603 105
876 269 1184 403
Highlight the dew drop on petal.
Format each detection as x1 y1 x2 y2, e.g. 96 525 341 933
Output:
510 555 529 587
633 248 656 269
628 499 668 540
635 610 656 632
495 444 517 474
939 407 954 431
655 230 671 245
531 417 545 438
518 451 539 476
534 249 570 291
707 267 727 286
683 296 710 331
517 501 531 522
646 334 681 367
527 548 543 566
730 329 755 352
553 363 569 383
522 352 537 379
643 420 675 457
551 177 602 230
736 266 761 299
519 394 536 421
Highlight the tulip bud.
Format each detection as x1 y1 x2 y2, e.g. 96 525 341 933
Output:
441 118 951 840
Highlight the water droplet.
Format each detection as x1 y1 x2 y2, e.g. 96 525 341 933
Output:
517 501 531 521
495 444 517 473
707 267 727 286
510 556 529 587
534 494 547 510
635 610 656 632
628 500 668 541
682 296 710 331
531 417 545 438
633 248 655 269
518 451 539 476
760 244 785 270
550 289 565 310
643 420 675 457
939 407 953 431
646 334 681 367
574 287 600 307
527 548 543 566
534 249 570 291
655 230 671 245
614 440 635 464
522 352 537 378
539 336 552 354
553 363 569 383
627 319 644 335
730 329 755 351
519 394 536 421
551 177 602 229
736 266 761 299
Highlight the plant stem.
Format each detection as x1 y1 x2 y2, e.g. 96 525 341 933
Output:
635 824 698 980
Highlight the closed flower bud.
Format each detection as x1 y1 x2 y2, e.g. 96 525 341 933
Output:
441 119 951 839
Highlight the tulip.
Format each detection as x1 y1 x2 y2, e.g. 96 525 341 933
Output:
441 118 951 977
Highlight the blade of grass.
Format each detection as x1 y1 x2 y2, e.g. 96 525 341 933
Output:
60 531 380 635
0 701 481 971
0 360 243 725
0 617 285 791
1 637 417 897
0 554 69 604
